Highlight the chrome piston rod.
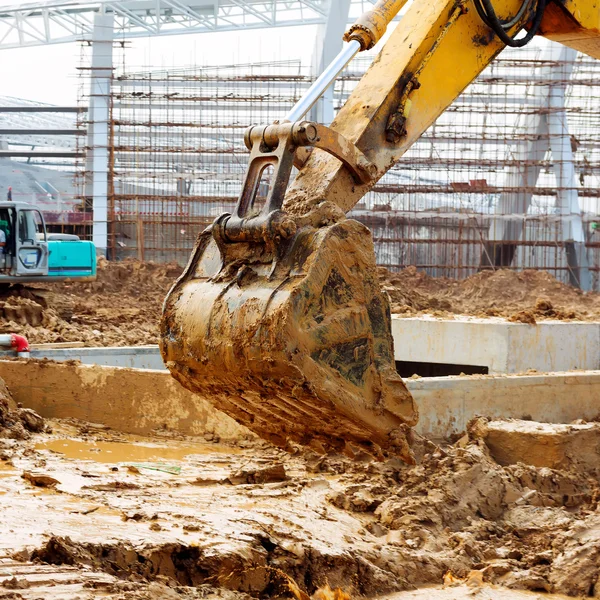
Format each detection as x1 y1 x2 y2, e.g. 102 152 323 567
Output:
285 39 361 123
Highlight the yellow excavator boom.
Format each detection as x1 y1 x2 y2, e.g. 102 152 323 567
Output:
285 0 600 216
161 0 600 461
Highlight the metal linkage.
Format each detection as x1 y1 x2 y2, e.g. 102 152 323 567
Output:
216 120 375 246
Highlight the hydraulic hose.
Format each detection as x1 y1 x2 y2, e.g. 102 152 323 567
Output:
473 0 534 30
474 0 546 47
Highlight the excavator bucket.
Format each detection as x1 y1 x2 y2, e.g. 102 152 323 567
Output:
160 213 418 461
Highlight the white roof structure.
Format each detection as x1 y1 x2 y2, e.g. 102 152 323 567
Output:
0 96 79 150
0 0 373 49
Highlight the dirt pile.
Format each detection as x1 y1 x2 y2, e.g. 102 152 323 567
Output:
0 258 182 346
381 266 600 321
1 261 595 348
321 418 600 596
0 377 44 440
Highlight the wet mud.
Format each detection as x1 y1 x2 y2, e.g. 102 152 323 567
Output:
1 393 600 598
0 378 45 441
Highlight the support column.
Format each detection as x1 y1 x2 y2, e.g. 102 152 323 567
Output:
309 0 352 125
481 43 588 289
547 47 590 290
84 12 114 257
480 115 549 268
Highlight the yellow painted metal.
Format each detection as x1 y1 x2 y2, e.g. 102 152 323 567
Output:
540 0 600 58
283 0 600 217
284 0 516 215
562 0 600 30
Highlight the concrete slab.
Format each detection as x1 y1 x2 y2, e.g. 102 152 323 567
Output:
3 359 600 442
392 315 600 374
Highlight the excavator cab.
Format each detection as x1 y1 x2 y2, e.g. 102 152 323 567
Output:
0 217 11 272
0 203 96 283
161 0 600 461
0 204 49 276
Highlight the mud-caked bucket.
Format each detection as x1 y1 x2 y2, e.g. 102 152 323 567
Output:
161 214 418 462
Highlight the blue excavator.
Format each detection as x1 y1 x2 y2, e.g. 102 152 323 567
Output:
0 201 96 284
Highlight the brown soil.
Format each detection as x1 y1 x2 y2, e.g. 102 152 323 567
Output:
0 378 45 440
382 266 600 321
0 258 182 346
3 260 596 350
1 379 600 599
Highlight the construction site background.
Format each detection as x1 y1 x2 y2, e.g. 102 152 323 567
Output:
65 40 600 290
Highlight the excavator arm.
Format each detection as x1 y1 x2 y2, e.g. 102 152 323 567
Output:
286 0 600 216
161 0 600 461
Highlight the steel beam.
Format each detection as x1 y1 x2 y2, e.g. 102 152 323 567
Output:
84 12 113 257
0 150 82 157
0 128 83 135
0 106 83 112
0 0 347 50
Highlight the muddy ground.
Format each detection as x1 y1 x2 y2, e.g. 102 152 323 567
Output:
1 372 600 600
2 261 600 348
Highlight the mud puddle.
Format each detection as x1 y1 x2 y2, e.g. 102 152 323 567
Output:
0 462 15 477
35 437 242 464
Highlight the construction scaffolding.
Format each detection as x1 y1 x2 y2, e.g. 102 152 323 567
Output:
80 39 600 288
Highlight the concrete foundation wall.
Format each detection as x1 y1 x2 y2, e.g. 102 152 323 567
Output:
392 316 600 374
409 372 600 438
0 346 165 370
0 360 251 441
4 359 600 442
12 317 600 377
